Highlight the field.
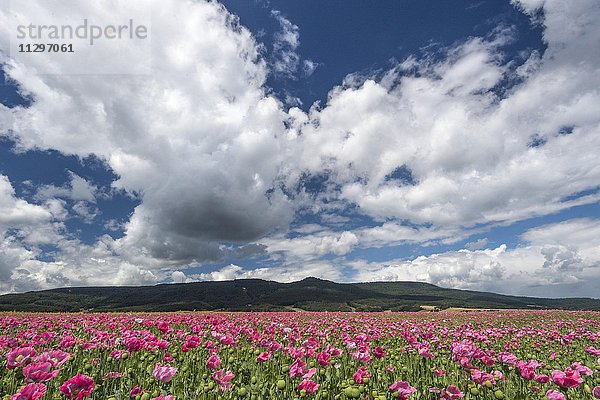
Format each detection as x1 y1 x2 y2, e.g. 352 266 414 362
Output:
1 311 599 400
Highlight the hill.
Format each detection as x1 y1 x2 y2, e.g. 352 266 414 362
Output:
0 277 598 312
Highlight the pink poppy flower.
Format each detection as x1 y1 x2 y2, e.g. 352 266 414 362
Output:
389 381 417 399
6 347 37 369
152 396 174 400
546 390 566 400
23 362 60 382
585 347 600 356
441 385 464 399
480 355 495 366
124 337 144 352
517 360 543 381
257 352 271 362
316 351 331 366
102 371 124 380
592 386 600 399
430 386 465 400
519 366 536 380
219 335 235 346
496 352 518 365
352 346 371 363
551 368 582 388
493 370 505 382
212 369 234 392
419 346 435 358
162 352 174 363
10 383 46 400
373 346 386 358
36 350 70 367
59 337 76 349
129 386 144 397
471 369 495 386
327 346 342 357
152 363 178 383
59 374 95 400
157 321 169 332
298 379 319 395
268 341 283 352
206 354 221 370
110 350 128 360
570 362 593 376
302 367 316 379
353 366 371 384
289 358 307 378
451 340 477 360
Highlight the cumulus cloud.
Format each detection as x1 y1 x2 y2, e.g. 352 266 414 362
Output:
31 172 100 223
465 238 489 251
171 270 190 284
192 261 344 283
4 235 161 293
347 218 600 298
72 201 100 223
522 218 600 261
34 172 97 203
0 174 160 293
349 245 510 292
270 10 301 77
263 230 358 261
302 60 318 77
522 218 600 289
290 5 600 228
0 175 53 229
539 246 583 284
356 223 473 248
1 0 294 270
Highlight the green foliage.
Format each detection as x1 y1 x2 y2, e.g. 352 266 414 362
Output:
0 277 598 312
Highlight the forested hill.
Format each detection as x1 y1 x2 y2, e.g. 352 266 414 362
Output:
0 277 598 312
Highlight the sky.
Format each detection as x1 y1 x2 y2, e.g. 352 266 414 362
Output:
0 0 599 297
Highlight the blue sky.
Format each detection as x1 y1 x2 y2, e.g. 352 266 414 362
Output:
1 0 599 297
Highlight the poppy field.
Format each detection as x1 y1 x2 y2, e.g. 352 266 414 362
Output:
1 311 599 400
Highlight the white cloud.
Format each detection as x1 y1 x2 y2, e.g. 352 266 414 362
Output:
192 264 244 282
35 172 97 203
103 219 123 232
5 236 161 293
303 60 318 77
255 221 481 263
0 174 160 293
349 245 511 291
171 270 189 283
465 238 489 251
0 175 52 227
1 0 294 268
521 218 600 268
262 230 358 261
356 222 472 248
287 0 600 229
190 216 600 298
72 201 99 223
348 218 600 298
33 172 100 222
270 10 301 77
192 261 344 283
0 236 37 291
